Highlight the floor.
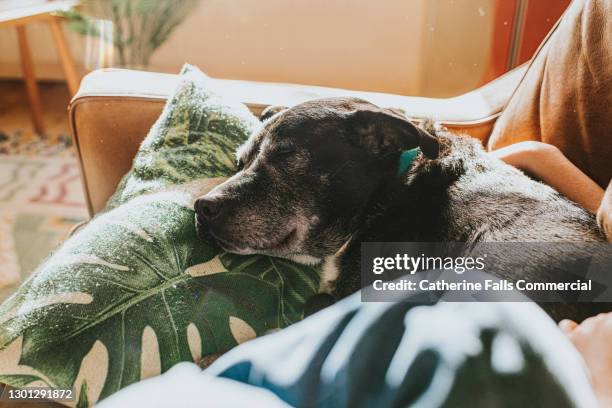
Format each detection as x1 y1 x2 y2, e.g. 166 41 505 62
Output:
0 80 74 154
0 80 87 302
0 81 87 408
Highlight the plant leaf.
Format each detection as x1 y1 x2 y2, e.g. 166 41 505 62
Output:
0 374 47 387
0 196 318 401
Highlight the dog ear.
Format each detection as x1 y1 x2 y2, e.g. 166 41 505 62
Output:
259 105 288 122
350 108 439 159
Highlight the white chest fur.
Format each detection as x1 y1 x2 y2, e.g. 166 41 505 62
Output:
318 255 340 293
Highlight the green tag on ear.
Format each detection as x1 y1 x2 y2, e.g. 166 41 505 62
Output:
398 148 420 176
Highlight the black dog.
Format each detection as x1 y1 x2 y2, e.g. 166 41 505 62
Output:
195 97 608 321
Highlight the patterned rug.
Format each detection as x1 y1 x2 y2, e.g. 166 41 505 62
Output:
0 153 88 302
0 129 74 156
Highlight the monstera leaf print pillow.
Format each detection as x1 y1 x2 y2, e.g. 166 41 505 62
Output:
0 65 320 407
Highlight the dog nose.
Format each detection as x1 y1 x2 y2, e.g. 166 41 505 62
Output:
195 197 223 221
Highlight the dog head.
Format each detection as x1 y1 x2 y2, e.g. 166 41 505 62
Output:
194 97 439 259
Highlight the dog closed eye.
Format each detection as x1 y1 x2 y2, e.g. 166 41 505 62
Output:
267 148 296 162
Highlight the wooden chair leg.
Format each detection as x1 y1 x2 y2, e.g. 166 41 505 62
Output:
49 16 79 96
16 24 45 136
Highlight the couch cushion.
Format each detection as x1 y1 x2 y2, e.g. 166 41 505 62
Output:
0 65 319 406
487 0 611 188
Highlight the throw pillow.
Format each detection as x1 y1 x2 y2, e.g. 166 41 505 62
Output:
0 65 320 407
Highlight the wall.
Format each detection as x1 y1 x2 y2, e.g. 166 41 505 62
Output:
420 0 494 96
0 0 494 97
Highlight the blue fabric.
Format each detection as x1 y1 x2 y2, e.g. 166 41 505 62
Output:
100 292 597 407
97 362 291 408
207 292 596 408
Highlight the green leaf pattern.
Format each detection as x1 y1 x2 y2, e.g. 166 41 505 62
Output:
0 65 320 406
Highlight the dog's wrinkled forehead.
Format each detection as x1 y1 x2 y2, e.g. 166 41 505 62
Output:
236 97 378 165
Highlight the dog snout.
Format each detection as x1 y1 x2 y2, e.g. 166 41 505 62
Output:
194 196 224 222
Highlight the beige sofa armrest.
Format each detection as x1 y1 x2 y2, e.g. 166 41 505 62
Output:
69 66 526 216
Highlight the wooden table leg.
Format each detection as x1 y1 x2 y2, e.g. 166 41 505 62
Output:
49 16 79 96
15 24 45 136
